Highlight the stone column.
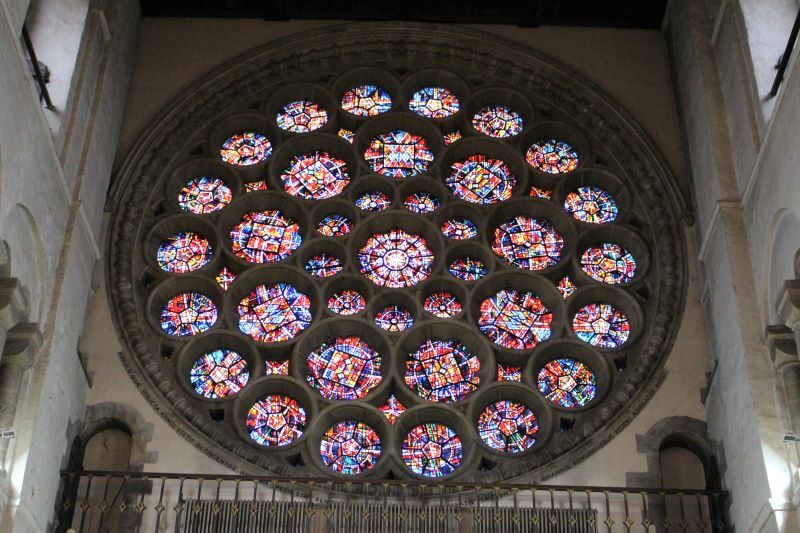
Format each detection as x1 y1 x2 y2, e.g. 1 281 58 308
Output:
0 323 41 463
766 325 800 437
0 279 25 357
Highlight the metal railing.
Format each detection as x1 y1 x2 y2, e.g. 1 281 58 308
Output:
20 24 53 108
54 470 729 532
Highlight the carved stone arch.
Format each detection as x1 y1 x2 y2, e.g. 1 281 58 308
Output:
80 402 156 470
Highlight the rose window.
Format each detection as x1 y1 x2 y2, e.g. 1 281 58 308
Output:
114 43 680 483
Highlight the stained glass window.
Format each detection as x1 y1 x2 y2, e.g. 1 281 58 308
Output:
492 216 564 270
537 358 597 408
265 359 289 375
564 186 618 224
328 289 366 315
440 218 478 240
409 87 460 119
317 214 353 237
402 423 462 477
306 336 382 400
448 257 487 282
355 191 392 212
557 276 577 299
525 139 580 174
281 151 349 200
157 232 212 273
580 243 636 284
244 180 269 192
230 210 302 263
447 155 516 204
320 420 381 475
443 131 462 145
237 283 312 343
572 303 630 348
478 289 553 350
529 187 553 199
404 191 440 214
215 268 236 291
178 177 232 214
471 105 523 138
477 400 538 453
358 229 434 288
497 364 522 382
364 130 434 179
341 85 392 116
374 305 414 332
246 394 306 446
160 292 217 336
338 128 355 143
405 339 480 402
220 132 272 166
379 394 406 424
423 291 461 318
305 253 343 278
190 349 249 399
276 100 328 133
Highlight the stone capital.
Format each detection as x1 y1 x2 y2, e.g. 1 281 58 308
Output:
777 280 800 333
1 323 42 369
766 325 799 369
0 279 26 331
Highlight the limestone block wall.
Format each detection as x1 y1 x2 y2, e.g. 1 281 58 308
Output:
80 16 712 493
665 0 800 530
0 0 138 531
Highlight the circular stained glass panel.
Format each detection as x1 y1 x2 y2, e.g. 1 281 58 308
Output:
525 139 579 174
580 243 636 284
246 394 306 446
190 349 249 399
317 214 353 237
220 132 272 166
409 87 460 119
237 283 312 343
355 191 392 212
423 291 461 318
230 210 302 263
572 303 630 348
405 339 480 402
364 130 434 179
448 257 487 282
306 336 382 400
404 192 440 214
440 218 478 240
281 151 349 200
160 292 217 337
157 232 212 273
477 400 539 454
478 289 552 350
564 186 618 224
276 100 328 133
341 85 392 116
320 420 381 475
447 155 516 204
358 229 434 288
374 305 414 332
402 423 462 477
492 216 564 270
537 358 597 408
304 253 343 278
178 177 232 214
471 105 523 138
328 289 366 315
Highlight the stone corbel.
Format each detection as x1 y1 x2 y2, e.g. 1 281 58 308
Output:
0 279 26 341
1 323 43 370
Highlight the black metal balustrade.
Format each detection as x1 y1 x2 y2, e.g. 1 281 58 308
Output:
54 470 729 532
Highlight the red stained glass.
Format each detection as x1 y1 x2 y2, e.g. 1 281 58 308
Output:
276 100 328 133
492 216 564 270
306 336 382 400
379 394 406 424
160 292 217 337
190 349 249 399
423 291 461 318
525 139 579 174
237 283 312 343
572 303 630 348
364 130 434 179
230 210 302 263
404 339 480 402
328 289 366 315
471 105 523 138
358 229 434 288
281 151 349 200
447 155 516 204
580 243 636 284
157 232 212 273
478 289 552 350
246 394 306 446
178 177 232 214
477 400 538 453
220 132 272 166
341 85 392 116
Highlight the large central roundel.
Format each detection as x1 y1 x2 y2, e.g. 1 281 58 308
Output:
110 24 684 482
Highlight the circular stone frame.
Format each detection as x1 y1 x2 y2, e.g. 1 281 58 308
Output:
109 23 686 482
